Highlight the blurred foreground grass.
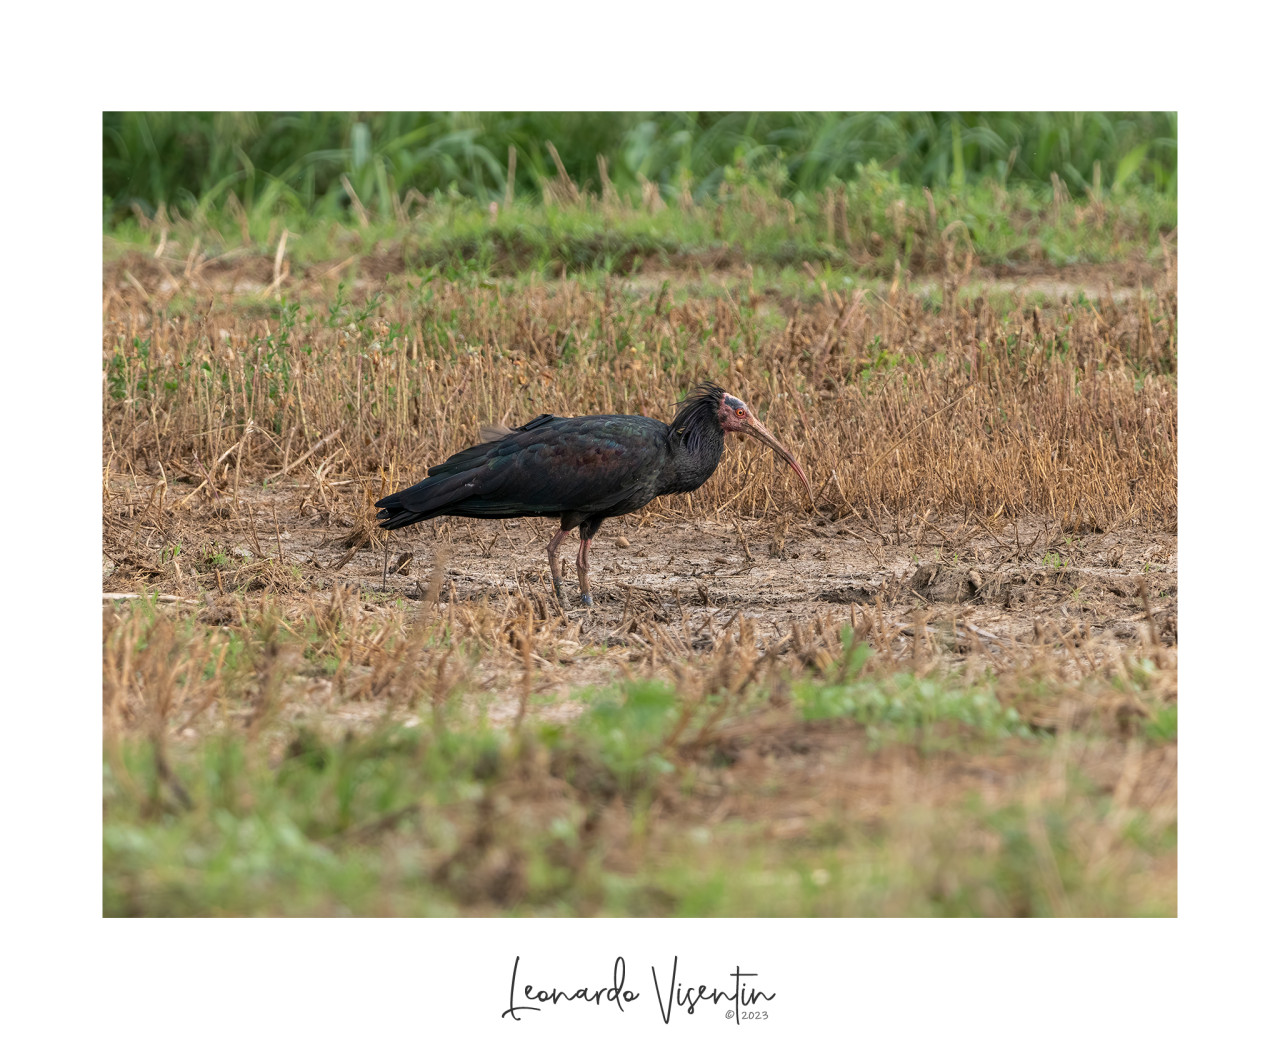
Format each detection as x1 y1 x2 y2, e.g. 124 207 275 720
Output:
104 601 1176 917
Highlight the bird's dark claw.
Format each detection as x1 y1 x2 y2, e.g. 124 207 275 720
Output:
580 593 594 608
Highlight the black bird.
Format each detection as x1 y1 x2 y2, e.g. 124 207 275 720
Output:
375 382 811 606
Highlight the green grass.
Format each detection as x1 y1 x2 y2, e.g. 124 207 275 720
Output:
104 111 1176 224
105 163 1175 283
630 785 1176 917
104 623 1177 916
794 669 1033 749
104 112 1176 287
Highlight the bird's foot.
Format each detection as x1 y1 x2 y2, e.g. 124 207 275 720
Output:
580 592 594 608
552 578 567 606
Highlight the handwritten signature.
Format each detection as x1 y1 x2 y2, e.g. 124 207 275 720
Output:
502 956 776 1024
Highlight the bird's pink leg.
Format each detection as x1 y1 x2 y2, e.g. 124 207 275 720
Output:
547 527 572 603
576 535 593 607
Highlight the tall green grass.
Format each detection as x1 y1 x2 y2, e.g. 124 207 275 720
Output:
104 111 1176 224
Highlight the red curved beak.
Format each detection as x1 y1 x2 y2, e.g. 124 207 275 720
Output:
734 414 813 504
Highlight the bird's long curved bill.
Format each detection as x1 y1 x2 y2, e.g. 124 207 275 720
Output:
742 419 813 503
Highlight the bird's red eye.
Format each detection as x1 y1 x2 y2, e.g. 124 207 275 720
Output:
735 408 747 418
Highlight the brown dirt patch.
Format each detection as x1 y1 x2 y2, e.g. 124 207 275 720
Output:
103 477 1176 726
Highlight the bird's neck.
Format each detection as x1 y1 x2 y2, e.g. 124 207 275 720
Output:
663 415 725 494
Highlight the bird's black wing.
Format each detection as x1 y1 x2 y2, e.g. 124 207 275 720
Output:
476 413 564 444
376 415 669 526
429 414 565 476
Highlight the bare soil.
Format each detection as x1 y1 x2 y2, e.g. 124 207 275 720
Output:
382 509 1175 655
104 478 1176 726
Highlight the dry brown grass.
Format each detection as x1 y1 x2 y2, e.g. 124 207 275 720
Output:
101 254 1178 731
103 258 1176 531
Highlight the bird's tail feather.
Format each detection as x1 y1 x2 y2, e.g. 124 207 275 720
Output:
377 414 564 530
375 471 483 529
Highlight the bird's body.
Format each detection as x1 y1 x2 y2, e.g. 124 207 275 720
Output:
376 383 808 605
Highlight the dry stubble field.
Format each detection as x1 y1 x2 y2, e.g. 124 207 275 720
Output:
103 240 1177 915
